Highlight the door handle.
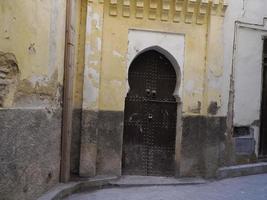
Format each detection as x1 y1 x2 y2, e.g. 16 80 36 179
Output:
152 90 157 97
145 89 151 96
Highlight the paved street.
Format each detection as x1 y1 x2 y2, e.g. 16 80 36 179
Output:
66 174 267 200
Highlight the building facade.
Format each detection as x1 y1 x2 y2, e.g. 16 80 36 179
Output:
0 0 267 200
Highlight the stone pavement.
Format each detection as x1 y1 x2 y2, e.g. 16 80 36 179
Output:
65 174 267 200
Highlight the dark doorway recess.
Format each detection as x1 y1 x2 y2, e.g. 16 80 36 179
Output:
260 38 267 157
122 50 177 176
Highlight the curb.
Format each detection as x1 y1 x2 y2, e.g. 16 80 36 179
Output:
107 178 208 188
38 176 118 200
216 162 267 179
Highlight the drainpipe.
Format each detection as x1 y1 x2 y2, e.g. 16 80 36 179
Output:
61 0 75 183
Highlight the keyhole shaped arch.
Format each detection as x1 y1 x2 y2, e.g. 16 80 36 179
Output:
122 46 183 176
126 46 182 100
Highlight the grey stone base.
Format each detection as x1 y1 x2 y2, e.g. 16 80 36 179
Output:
79 110 98 177
0 108 62 200
71 109 83 175
79 113 228 179
79 110 124 177
180 116 227 178
96 111 124 176
37 176 118 200
216 162 267 179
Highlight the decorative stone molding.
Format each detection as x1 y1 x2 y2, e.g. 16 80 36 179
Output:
103 0 228 25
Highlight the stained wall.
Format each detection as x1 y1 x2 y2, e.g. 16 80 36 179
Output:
0 1 66 199
79 0 228 178
224 0 267 163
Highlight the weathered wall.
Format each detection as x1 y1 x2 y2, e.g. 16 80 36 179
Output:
0 109 62 200
98 1 210 177
79 0 228 178
79 0 104 177
224 0 267 163
180 116 227 178
56 0 267 180
0 0 66 199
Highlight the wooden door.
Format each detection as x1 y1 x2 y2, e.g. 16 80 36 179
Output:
122 50 177 176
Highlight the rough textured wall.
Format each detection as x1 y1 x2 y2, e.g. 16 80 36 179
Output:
180 116 227 178
0 52 19 107
0 0 66 199
0 109 61 200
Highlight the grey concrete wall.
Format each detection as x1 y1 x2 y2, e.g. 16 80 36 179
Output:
70 109 83 175
180 116 227 178
96 111 124 176
79 113 228 178
79 110 98 177
79 110 124 177
0 109 62 200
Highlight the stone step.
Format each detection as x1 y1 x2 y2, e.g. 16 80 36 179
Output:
108 176 207 187
216 162 267 179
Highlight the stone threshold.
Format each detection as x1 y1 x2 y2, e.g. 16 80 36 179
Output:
38 175 208 200
108 175 207 187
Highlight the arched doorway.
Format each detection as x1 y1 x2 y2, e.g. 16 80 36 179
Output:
122 50 178 176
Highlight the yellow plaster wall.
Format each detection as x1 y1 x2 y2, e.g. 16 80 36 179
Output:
206 16 225 116
82 0 226 116
98 2 210 114
99 16 207 113
0 0 66 108
82 0 104 111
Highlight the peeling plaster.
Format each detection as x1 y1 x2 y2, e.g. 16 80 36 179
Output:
86 5 93 35
83 67 99 109
82 1 104 111
88 68 99 87
14 71 62 108
92 13 101 30
96 37 102 52
28 75 50 85
89 61 98 66
113 50 123 58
